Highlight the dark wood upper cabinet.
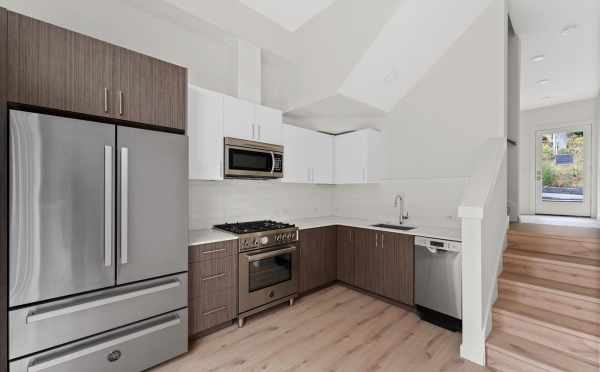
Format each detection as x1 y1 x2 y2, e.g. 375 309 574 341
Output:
337 225 355 285
68 31 113 117
381 232 414 305
299 227 337 294
8 12 70 112
152 58 186 131
114 47 154 125
353 228 383 295
7 11 186 131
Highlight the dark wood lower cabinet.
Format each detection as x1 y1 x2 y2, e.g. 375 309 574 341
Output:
381 232 414 305
188 240 237 337
336 226 355 285
299 226 337 293
354 228 383 295
301 226 414 307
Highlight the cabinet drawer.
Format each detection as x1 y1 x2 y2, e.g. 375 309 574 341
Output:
9 273 187 360
189 240 237 262
189 289 236 334
10 309 187 372
189 257 235 299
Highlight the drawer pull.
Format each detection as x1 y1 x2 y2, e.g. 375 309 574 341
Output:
203 306 227 316
202 248 226 255
26 280 181 324
27 315 181 372
202 273 226 281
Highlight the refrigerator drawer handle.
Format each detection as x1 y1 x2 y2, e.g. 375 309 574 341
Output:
25 280 181 324
104 146 112 267
27 315 181 372
120 147 129 264
246 246 296 262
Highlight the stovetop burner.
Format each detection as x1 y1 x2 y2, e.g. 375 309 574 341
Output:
214 220 296 235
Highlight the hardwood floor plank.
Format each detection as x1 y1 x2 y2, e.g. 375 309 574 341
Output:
152 285 489 372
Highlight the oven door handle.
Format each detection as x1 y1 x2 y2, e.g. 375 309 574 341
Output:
246 246 297 262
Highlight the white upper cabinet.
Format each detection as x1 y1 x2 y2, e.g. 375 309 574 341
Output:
334 129 383 184
254 104 282 144
188 85 224 180
223 95 282 145
282 124 334 184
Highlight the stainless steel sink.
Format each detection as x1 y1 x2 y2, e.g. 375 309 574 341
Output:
372 223 416 231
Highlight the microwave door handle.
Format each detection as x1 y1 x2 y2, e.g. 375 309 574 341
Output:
271 151 275 173
246 246 296 262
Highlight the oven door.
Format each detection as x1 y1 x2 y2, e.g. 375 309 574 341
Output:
238 245 298 314
224 138 283 178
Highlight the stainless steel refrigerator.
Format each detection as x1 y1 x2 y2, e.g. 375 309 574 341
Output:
8 110 188 371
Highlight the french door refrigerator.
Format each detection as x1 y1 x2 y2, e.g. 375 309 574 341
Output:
8 110 188 371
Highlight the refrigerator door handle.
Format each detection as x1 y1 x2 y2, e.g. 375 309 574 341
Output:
104 146 112 267
120 147 129 265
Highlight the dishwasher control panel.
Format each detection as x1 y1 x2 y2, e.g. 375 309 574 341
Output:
414 236 461 252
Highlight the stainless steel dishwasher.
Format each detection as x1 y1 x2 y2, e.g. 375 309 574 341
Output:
414 236 462 331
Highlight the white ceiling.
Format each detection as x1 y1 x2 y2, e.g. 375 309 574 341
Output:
508 0 600 110
238 0 336 32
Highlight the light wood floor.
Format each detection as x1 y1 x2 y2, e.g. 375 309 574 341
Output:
153 285 489 372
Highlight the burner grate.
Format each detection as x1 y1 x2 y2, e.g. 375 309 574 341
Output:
214 220 295 234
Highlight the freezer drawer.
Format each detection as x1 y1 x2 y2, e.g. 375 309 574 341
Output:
414 244 462 319
10 309 187 372
9 110 116 307
9 273 187 360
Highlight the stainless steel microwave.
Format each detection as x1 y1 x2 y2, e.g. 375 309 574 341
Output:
224 137 283 179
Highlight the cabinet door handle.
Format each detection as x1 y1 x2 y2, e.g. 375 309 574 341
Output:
118 91 123 116
375 233 378 248
258 125 261 140
202 273 226 281
203 306 227 316
381 233 384 248
251 124 255 139
103 88 109 113
202 248 226 255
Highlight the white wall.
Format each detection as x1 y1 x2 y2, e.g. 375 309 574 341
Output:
519 98 599 217
381 0 507 180
189 180 334 229
507 20 521 222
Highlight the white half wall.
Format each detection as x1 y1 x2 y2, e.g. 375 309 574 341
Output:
519 98 599 218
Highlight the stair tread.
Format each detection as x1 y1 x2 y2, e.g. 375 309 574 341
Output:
487 331 599 371
509 223 600 243
505 248 600 269
499 272 600 303
494 299 600 339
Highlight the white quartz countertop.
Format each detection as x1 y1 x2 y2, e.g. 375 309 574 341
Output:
189 216 461 245
290 216 461 242
189 229 238 246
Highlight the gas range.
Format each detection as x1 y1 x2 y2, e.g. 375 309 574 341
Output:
214 220 299 252
214 220 299 326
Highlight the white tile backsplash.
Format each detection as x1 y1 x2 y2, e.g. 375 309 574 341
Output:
190 177 467 230
189 180 335 229
333 177 468 229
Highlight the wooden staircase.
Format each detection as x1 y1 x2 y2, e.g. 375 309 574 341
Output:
486 223 600 371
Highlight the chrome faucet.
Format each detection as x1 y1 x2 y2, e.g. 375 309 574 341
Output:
394 194 409 225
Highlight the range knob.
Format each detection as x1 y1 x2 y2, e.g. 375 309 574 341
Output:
260 236 269 245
